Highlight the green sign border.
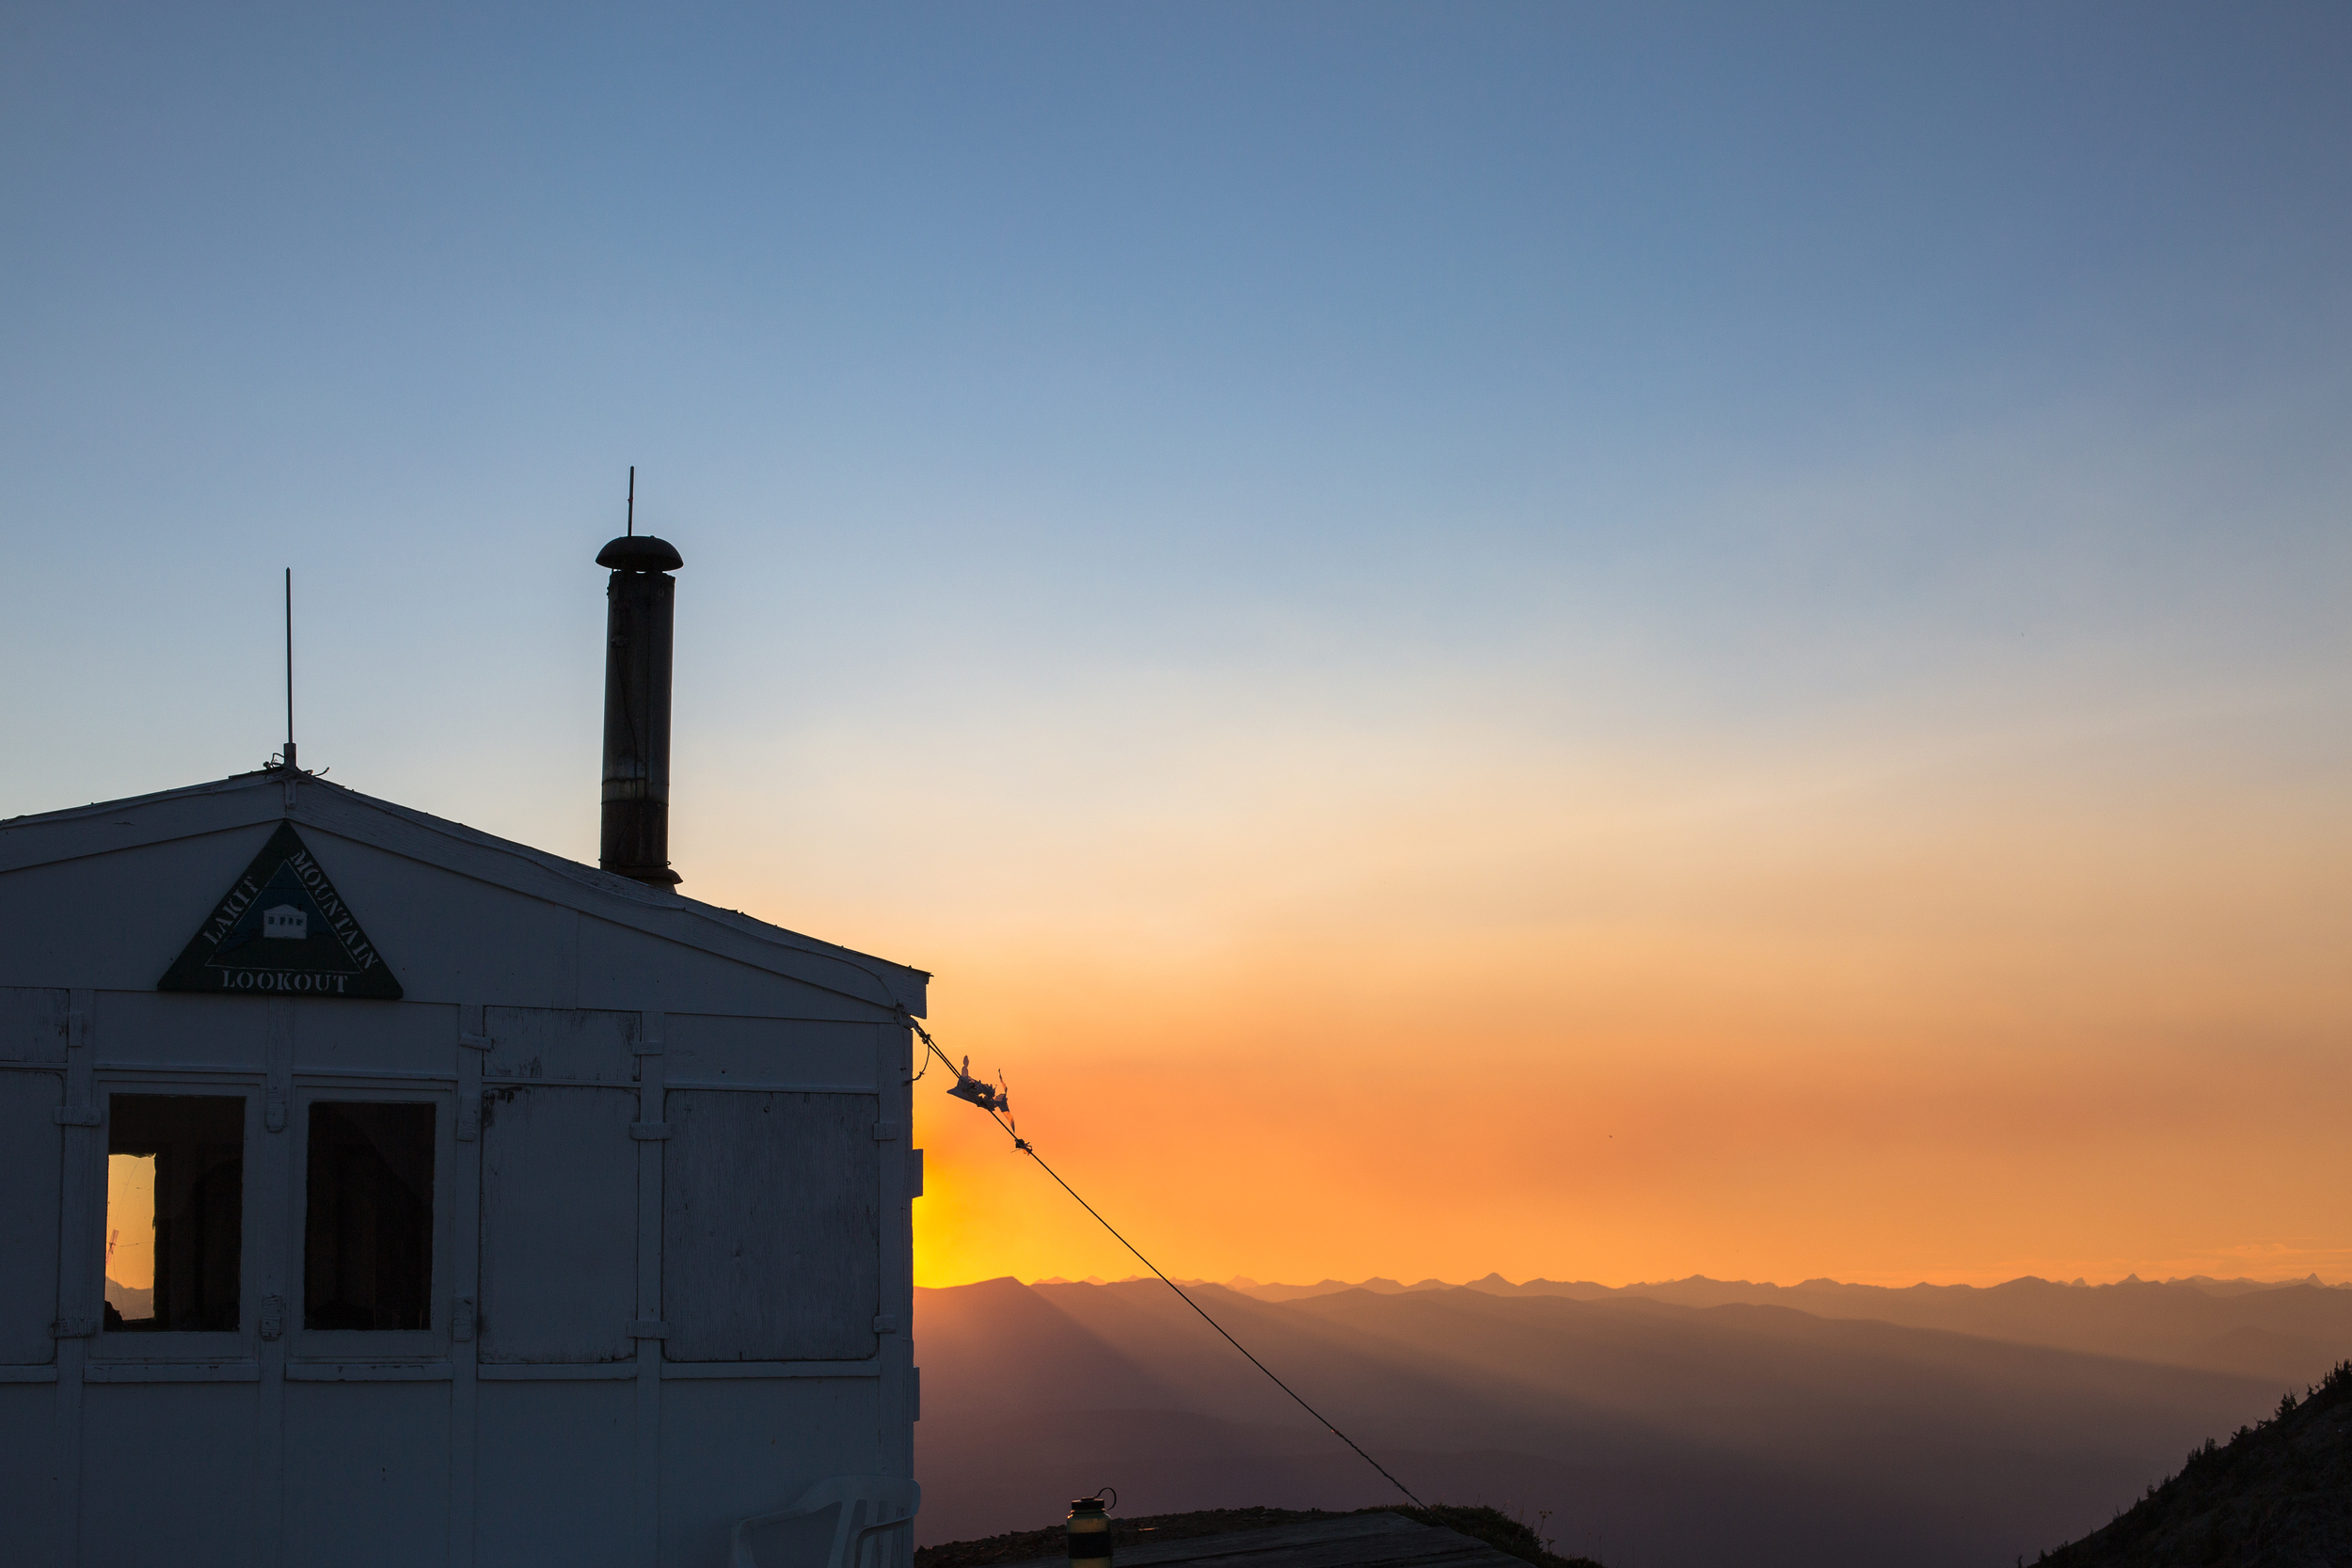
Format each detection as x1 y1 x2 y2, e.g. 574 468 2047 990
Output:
157 821 404 1000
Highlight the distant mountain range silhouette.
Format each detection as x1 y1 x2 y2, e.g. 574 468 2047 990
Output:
915 1275 2352 1568
1130 1273 2351 1384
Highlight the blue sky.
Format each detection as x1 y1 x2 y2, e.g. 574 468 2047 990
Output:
8 7 2345 815
7 2 2349 1282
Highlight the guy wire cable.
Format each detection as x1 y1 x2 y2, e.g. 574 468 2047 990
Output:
900 1011 1426 1510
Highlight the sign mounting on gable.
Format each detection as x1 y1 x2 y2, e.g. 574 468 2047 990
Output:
157 821 403 999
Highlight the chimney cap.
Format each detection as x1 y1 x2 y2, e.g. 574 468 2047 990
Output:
596 534 684 572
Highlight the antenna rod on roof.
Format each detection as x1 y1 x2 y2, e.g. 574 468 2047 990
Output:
627 466 635 536
283 567 296 772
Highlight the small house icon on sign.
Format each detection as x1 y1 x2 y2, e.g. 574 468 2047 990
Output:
262 905 308 941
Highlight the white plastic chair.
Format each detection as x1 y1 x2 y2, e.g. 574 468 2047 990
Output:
730 1475 923 1568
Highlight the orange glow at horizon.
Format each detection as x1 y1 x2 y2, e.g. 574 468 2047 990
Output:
683 659 2352 1293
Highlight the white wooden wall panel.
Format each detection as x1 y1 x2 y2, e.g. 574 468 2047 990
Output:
632 1013 666 1568
288 783 925 1017
281 1383 452 1567
480 1085 639 1364
92 990 269 1069
579 918 886 1022
0 831 278 990
79 1384 260 1568
0 1071 63 1364
665 1015 877 1090
0 781 278 878
0 987 69 1061
1 779 926 1017
279 834 584 1009
0 1385 61 1563
2 777 927 1567
483 1006 641 1085
662 1092 881 1363
658 1380 885 1566
293 998 459 1075
879 1021 914 1476
472 1382 635 1561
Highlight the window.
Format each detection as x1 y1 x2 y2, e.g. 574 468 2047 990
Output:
304 1101 435 1331
105 1094 244 1332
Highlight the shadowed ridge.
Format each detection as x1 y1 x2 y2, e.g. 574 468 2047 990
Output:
2040 1359 2352 1565
1220 1277 1424 1302
1511 1274 2352 1383
918 1276 1187 1416
915 1275 2311 1561
1474 1278 1617 1301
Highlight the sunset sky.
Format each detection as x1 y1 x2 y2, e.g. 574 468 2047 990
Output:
7 5 2347 1290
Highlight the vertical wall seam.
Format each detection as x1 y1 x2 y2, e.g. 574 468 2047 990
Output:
634 1009 665 1568
450 1003 485 1568
256 999 294 1568
880 1019 914 1481
52 988 97 1568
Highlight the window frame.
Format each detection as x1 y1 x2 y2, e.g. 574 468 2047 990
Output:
88 1074 259 1363
288 1081 453 1363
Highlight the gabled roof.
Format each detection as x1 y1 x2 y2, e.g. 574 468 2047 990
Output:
0 770 927 1016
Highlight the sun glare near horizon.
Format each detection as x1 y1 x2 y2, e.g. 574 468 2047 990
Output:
878 669 2350 1292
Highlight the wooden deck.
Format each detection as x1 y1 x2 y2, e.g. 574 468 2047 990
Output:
990 1513 1533 1568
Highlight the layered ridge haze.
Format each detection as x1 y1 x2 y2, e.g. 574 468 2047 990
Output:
1190 1274 2352 1386
914 1276 2352 1568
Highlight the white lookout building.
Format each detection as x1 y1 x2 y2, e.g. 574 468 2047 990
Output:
0 531 927 1567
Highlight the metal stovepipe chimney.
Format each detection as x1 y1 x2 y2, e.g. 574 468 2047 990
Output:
595 527 685 887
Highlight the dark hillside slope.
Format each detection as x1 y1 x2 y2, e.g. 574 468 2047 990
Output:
916 1505 1601 1568
2041 1360 2352 1566
914 1279 2283 1568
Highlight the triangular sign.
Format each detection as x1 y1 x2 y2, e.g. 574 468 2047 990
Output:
158 822 403 1000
